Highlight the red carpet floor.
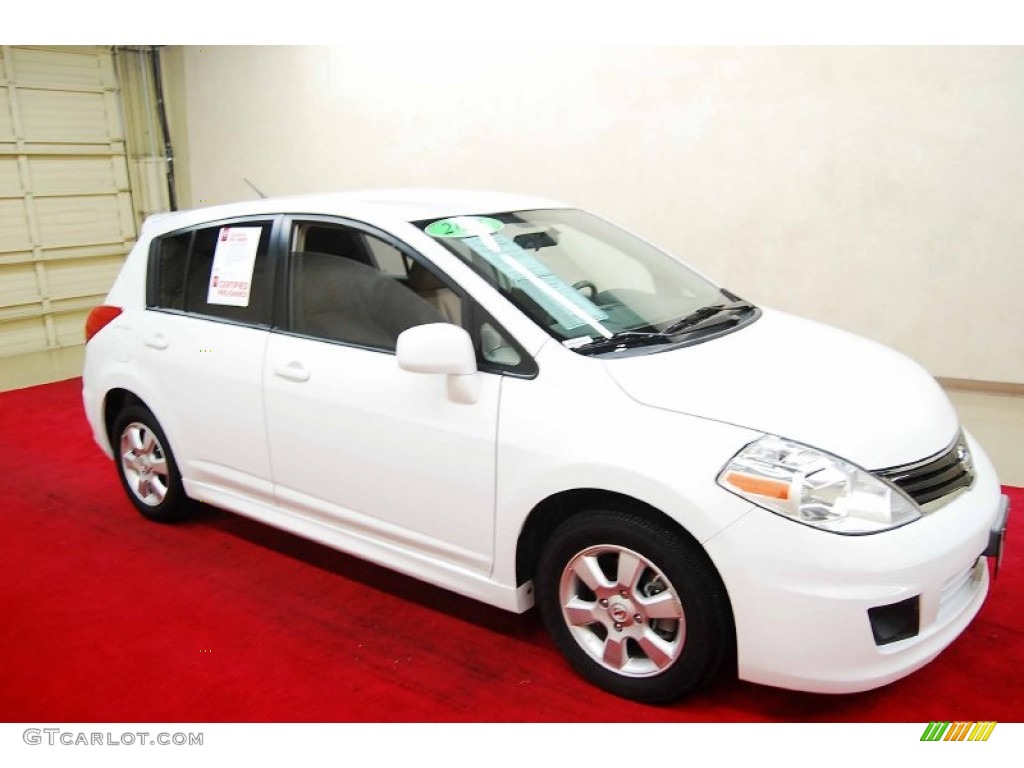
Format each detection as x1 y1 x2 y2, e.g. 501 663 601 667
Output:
0 378 1020 722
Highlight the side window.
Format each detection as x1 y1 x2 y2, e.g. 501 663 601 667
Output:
287 219 536 375
292 222 408 278
184 223 273 323
150 220 274 326
471 306 537 377
480 321 522 367
152 231 191 310
289 222 453 351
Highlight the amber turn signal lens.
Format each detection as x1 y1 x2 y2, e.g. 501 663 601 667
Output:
724 471 790 500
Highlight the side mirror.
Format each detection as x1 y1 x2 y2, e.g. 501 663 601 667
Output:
396 323 480 405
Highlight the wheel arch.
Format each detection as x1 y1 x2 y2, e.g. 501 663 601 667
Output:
103 387 147 450
515 488 731 602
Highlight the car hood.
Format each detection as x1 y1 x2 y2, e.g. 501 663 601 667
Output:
602 308 959 469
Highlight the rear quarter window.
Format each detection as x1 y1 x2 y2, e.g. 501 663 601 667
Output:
152 231 191 310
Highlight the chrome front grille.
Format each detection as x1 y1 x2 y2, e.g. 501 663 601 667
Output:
875 433 975 507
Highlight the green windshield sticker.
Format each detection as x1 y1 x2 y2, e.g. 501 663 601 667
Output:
461 233 610 332
426 216 504 238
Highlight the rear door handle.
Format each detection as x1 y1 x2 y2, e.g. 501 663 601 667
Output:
144 333 168 350
273 361 311 383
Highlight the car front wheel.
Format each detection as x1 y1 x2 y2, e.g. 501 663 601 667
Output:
536 509 733 703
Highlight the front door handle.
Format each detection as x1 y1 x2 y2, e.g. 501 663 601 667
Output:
144 333 168 350
273 361 311 382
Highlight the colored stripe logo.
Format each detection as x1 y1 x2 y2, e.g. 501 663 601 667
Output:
921 722 997 741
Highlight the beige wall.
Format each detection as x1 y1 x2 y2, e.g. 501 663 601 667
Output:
168 45 1024 384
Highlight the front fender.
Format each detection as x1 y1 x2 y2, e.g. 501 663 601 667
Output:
492 367 760 589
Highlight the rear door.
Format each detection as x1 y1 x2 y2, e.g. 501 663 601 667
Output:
139 216 280 503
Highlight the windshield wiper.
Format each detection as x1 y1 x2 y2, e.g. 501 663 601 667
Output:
571 300 756 356
659 300 755 337
571 331 672 356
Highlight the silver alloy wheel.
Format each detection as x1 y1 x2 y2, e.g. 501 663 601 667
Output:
559 544 686 677
119 422 170 507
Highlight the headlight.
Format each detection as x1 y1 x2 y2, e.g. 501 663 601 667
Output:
717 436 920 533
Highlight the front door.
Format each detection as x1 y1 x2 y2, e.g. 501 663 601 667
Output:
262 220 500 573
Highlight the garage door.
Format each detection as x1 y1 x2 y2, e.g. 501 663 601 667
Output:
0 46 138 389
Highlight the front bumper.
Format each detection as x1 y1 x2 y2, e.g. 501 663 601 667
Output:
704 433 1007 694
982 495 1010 575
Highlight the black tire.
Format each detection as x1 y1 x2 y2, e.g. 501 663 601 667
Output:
112 404 192 523
536 509 734 704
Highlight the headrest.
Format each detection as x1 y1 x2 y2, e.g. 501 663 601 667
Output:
407 261 446 293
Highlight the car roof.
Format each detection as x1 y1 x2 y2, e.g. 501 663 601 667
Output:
140 188 572 236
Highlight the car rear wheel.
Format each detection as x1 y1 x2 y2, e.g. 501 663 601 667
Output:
536 509 733 703
113 404 192 523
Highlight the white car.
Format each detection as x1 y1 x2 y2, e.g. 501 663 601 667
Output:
82 189 1009 703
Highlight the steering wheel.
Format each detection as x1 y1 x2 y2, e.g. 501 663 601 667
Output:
573 280 597 299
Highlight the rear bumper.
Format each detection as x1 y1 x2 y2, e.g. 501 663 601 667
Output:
81 347 114 459
705 433 1007 693
82 383 108 456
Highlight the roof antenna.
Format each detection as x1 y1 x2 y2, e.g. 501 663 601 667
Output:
243 178 267 199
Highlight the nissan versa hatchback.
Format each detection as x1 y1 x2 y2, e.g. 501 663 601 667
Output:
82 189 1009 703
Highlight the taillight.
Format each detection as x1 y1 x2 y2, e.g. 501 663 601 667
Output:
85 305 123 343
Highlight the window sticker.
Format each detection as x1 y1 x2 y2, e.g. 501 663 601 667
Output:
462 233 611 334
207 227 261 307
425 216 504 238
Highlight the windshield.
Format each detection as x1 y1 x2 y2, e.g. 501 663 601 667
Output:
417 208 744 350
